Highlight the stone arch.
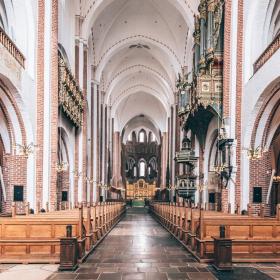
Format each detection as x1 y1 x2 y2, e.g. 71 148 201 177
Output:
0 78 27 152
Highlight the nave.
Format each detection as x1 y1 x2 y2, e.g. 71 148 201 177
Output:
48 208 275 280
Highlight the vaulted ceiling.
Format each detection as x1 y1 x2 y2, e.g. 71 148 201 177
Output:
83 0 199 134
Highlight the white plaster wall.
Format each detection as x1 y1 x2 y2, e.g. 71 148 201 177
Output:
0 106 10 152
242 50 280 150
58 0 76 70
59 115 76 207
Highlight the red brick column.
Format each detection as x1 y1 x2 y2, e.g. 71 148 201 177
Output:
35 0 45 209
49 0 59 211
235 0 244 207
223 0 232 118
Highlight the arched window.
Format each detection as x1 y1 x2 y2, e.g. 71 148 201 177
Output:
151 133 156 142
139 160 146 177
127 133 132 141
139 131 145 143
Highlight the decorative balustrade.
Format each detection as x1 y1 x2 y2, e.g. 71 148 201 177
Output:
0 26 25 68
58 53 84 127
254 32 280 73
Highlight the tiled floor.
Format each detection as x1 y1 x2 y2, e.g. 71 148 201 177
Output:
0 264 58 280
47 207 276 280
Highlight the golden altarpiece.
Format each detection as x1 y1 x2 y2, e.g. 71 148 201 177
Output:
126 179 156 200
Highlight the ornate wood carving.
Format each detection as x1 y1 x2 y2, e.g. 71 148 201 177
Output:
58 52 84 127
177 0 224 122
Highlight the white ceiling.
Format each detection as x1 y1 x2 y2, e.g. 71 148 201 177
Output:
82 0 199 133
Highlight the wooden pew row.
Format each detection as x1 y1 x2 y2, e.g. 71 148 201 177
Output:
150 202 280 263
0 202 126 264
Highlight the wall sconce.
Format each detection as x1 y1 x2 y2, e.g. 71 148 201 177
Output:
102 184 110 191
72 170 83 178
273 176 280 183
56 162 68 173
86 177 94 184
246 146 263 160
14 142 37 157
213 164 226 176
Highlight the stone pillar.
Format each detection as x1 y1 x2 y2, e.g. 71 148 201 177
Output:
81 43 88 203
89 82 94 204
161 132 168 188
112 131 121 188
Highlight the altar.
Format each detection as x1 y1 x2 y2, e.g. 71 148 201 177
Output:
126 179 156 200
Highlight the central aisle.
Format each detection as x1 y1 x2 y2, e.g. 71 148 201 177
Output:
50 207 216 280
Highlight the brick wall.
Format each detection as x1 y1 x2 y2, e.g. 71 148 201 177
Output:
249 150 272 216
2 154 27 213
57 170 70 210
221 188 229 213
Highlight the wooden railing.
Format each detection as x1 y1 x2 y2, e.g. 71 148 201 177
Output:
254 32 280 73
0 26 25 68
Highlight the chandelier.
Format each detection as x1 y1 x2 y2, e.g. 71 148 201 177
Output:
213 164 226 175
14 142 37 157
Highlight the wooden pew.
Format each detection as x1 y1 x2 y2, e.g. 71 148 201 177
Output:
0 202 126 264
150 201 280 263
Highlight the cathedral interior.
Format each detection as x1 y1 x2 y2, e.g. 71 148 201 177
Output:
1 0 280 279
